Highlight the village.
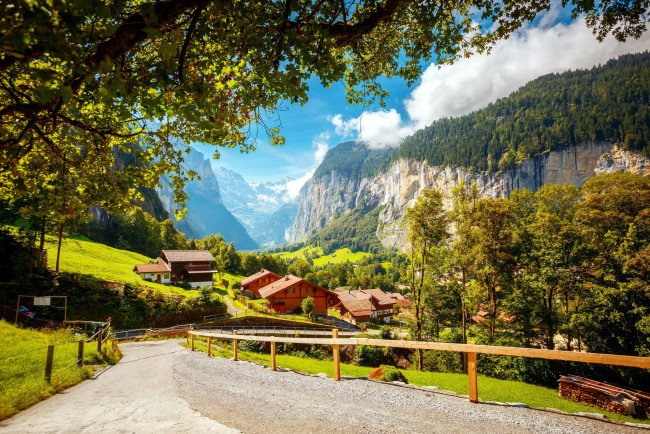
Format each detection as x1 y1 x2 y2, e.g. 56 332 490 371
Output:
133 250 414 328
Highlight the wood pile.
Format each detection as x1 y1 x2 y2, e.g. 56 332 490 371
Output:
558 375 650 416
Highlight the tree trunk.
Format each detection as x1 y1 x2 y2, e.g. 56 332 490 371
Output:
55 220 64 272
461 269 468 372
38 218 46 265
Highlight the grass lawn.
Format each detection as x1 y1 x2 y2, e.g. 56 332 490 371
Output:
274 246 324 261
44 234 195 297
0 320 121 420
312 248 371 266
187 338 648 425
274 246 372 267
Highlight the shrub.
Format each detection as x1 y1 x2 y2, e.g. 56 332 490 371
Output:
179 282 192 290
301 297 314 317
231 281 241 290
367 366 408 383
238 340 264 352
379 326 393 340
198 285 212 303
355 345 383 367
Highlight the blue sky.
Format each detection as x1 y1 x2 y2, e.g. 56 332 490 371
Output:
194 5 650 192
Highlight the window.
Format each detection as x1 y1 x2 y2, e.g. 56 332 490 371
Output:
287 288 295 294
261 278 267 283
307 287 314 293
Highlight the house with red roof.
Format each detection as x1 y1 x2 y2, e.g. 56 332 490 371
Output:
240 268 283 298
257 274 338 314
333 288 412 324
133 250 217 288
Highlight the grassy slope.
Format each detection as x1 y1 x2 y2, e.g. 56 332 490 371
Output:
46 235 240 298
274 246 372 267
188 338 648 425
45 235 188 294
312 248 370 266
0 320 120 420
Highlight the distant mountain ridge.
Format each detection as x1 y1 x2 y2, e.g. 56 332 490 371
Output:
214 166 297 247
156 148 258 250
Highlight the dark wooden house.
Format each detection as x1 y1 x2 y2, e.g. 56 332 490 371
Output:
134 250 217 288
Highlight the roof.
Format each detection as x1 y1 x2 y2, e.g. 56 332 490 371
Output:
133 257 171 273
241 269 282 286
259 275 332 299
161 250 215 263
337 298 374 318
334 289 371 302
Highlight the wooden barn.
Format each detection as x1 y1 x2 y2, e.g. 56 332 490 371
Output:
258 275 338 314
240 269 283 298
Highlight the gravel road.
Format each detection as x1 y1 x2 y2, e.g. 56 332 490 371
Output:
1 340 645 433
176 348 645 434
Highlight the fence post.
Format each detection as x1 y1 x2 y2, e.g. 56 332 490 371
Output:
191 333 195 351
45 345 54 383
97 329 102 353
77 340 84 367
233 330 238 361
271 340 277 371
332 329 340 381
207 336 211 357
467 341 478 403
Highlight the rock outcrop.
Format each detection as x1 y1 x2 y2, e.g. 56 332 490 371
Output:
289 142 649 250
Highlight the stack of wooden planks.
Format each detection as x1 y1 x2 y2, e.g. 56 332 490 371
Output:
558 375 650 416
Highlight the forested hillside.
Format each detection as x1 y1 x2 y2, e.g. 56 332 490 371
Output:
313 141 394 180
390 52 650 172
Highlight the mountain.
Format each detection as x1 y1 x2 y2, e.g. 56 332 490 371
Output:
288 53 650 251
156 148 258 250
253 199 300 249
214 166 296 247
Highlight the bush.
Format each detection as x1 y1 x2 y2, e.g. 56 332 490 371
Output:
179 282 192 290
198 285 212 303
231 281 241 290
368 366 408 383
381 366 408 383
355 345 383 367
238 340 264 352
379 326 393 340
301 296 314 317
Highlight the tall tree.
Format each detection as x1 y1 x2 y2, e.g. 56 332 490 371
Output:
471 197 515 341
405 189 447 370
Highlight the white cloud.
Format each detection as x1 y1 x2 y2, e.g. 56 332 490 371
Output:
285 133 331 198
330 14 650 148
330 110 413 149
285 170 315 198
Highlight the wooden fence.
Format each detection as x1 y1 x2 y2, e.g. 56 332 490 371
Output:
189 330 650 404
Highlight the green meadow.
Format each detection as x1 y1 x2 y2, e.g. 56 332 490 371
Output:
0 320 121 420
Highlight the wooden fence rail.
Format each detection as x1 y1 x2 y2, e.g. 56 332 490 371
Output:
189 330 650 404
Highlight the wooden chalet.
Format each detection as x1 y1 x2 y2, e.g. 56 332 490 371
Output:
133 257 171 284
134 250 217 288
240 268 283 298
258 274 338 314
333 288 411 324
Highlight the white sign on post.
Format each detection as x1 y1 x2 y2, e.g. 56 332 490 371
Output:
33 297 51 306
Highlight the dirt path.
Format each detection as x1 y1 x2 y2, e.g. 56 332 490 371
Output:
0 340 237 433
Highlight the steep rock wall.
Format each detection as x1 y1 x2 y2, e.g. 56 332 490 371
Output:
289 142 649 250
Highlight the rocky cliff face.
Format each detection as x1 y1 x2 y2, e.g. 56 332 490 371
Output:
289 142 649 250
